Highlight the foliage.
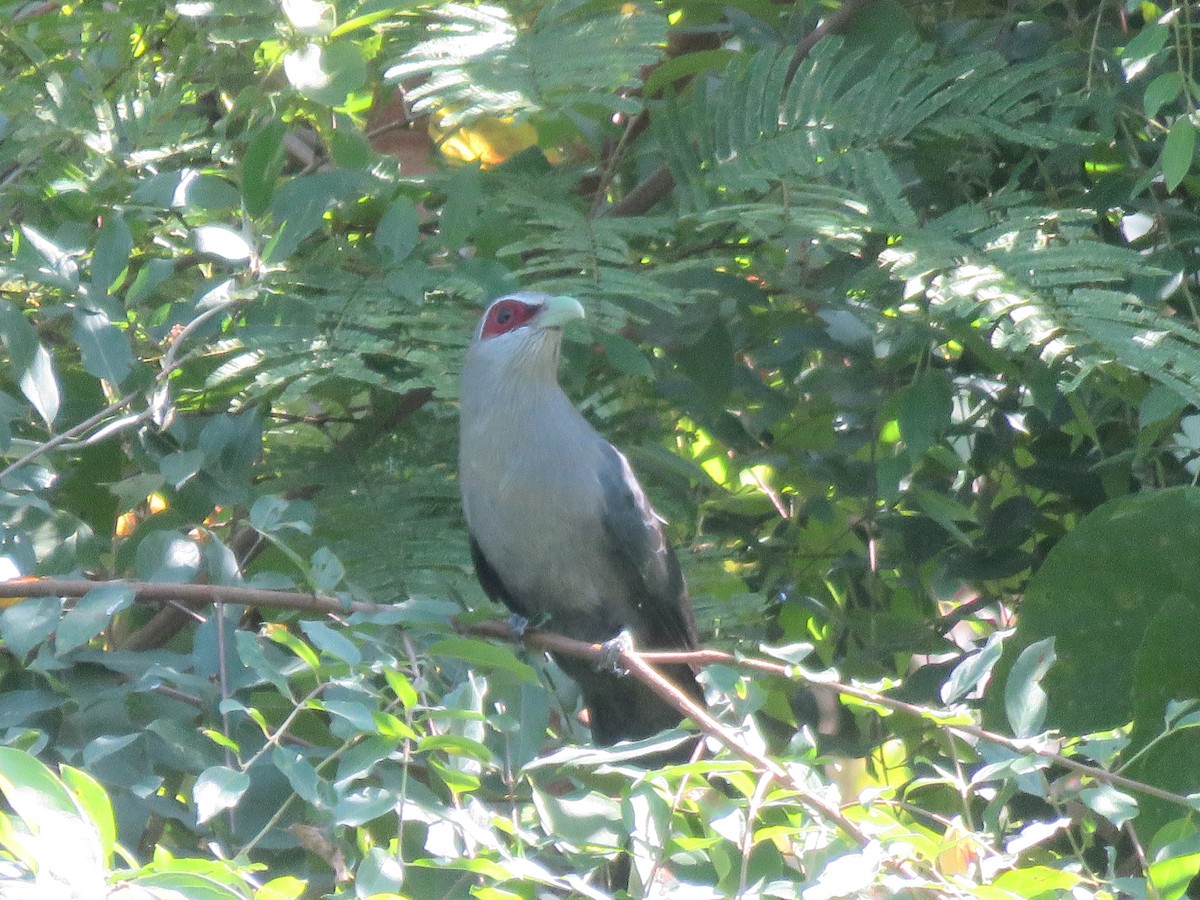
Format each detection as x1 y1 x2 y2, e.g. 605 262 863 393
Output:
3 0 1200 896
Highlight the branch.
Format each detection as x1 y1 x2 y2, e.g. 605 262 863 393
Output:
0 295 245 482
459 619 867 842
1 577 1188 813
633 647 1197 812
785 0 878 83
0 578 383 615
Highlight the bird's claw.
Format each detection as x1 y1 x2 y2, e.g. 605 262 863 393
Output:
507 613 530 638
597 630 634 676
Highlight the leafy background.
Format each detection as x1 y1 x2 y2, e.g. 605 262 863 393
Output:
3 0 1200 896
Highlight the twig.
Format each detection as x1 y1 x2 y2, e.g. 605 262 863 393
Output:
0 390 141 482
632 646 1197 811
0 295 244 483
785 0 878 83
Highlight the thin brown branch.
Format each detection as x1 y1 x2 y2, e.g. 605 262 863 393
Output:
2 578 1188 813
0 578 384 615
634 647 1197 811
785 0 878 83
609 165 676 218
459 618 869 843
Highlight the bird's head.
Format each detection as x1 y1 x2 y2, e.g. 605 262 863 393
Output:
465 292 585 382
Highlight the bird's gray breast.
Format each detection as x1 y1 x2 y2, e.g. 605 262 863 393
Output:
460 395 621 629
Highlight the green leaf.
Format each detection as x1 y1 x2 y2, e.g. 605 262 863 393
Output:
530 786 623 851
249 495 315 535
91 212 132 293
1141 383 1187 426
1079 783 1138 828
128 872 249 898
353 848 405 895
439 164 482 249
1120 23 1170 68
992 866 1083 895
56 583 136 654
195 225 253 262
895 371 954 456
0 748 106 892
644 49 738 95
256 876 308 900
271 748 322 804
1145 72 1183 118
58 766 117 864
1132 595 1200 744
19 342 60 427
160 448 206 489
309 546 345 592
912 489 976 546
375 198 420 264
73 309 135 385
0 597 61 660
194 765 250 824
1005 637 1054 738
299 619 360 664
283 41 367 107
126 257 175 305
334 785 396 826
1148 838 1200 900
986 488 1200 735
427 637 540 685
941 629 1007 704
242 122 287 217
1162 117 1196 193
594 331 653 377
0 303 36 381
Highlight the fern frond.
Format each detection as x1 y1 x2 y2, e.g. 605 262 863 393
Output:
656 38 1088 218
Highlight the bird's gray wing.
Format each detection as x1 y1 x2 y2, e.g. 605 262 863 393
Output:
596 443 699 651
468 533 531 621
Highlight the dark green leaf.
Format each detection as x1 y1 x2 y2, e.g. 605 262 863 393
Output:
375 198 420 263
895 372 953 456
1163 118 1196 193
299 619 359 664
194 765 250 824
1004 637 1054 738
91 213 132 294
0 597 61 660
1144 72 1182 118
242 122 287 217
73 309 135 385
427 637 540 685
56 584 135 654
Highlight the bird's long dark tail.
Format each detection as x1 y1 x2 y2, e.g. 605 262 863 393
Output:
573 661 705 752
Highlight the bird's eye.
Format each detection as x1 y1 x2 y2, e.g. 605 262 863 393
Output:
480 299 536 338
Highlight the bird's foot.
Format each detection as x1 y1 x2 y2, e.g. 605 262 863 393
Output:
597 630 634 676
506 613 530 638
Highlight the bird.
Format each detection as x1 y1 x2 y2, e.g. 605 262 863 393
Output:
458 291 705 749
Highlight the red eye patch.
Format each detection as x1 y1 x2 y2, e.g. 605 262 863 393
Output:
481 299 541 338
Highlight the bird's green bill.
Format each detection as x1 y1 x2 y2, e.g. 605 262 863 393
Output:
539 295 585 328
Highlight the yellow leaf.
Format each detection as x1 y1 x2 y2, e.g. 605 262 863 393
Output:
431 113 538 167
